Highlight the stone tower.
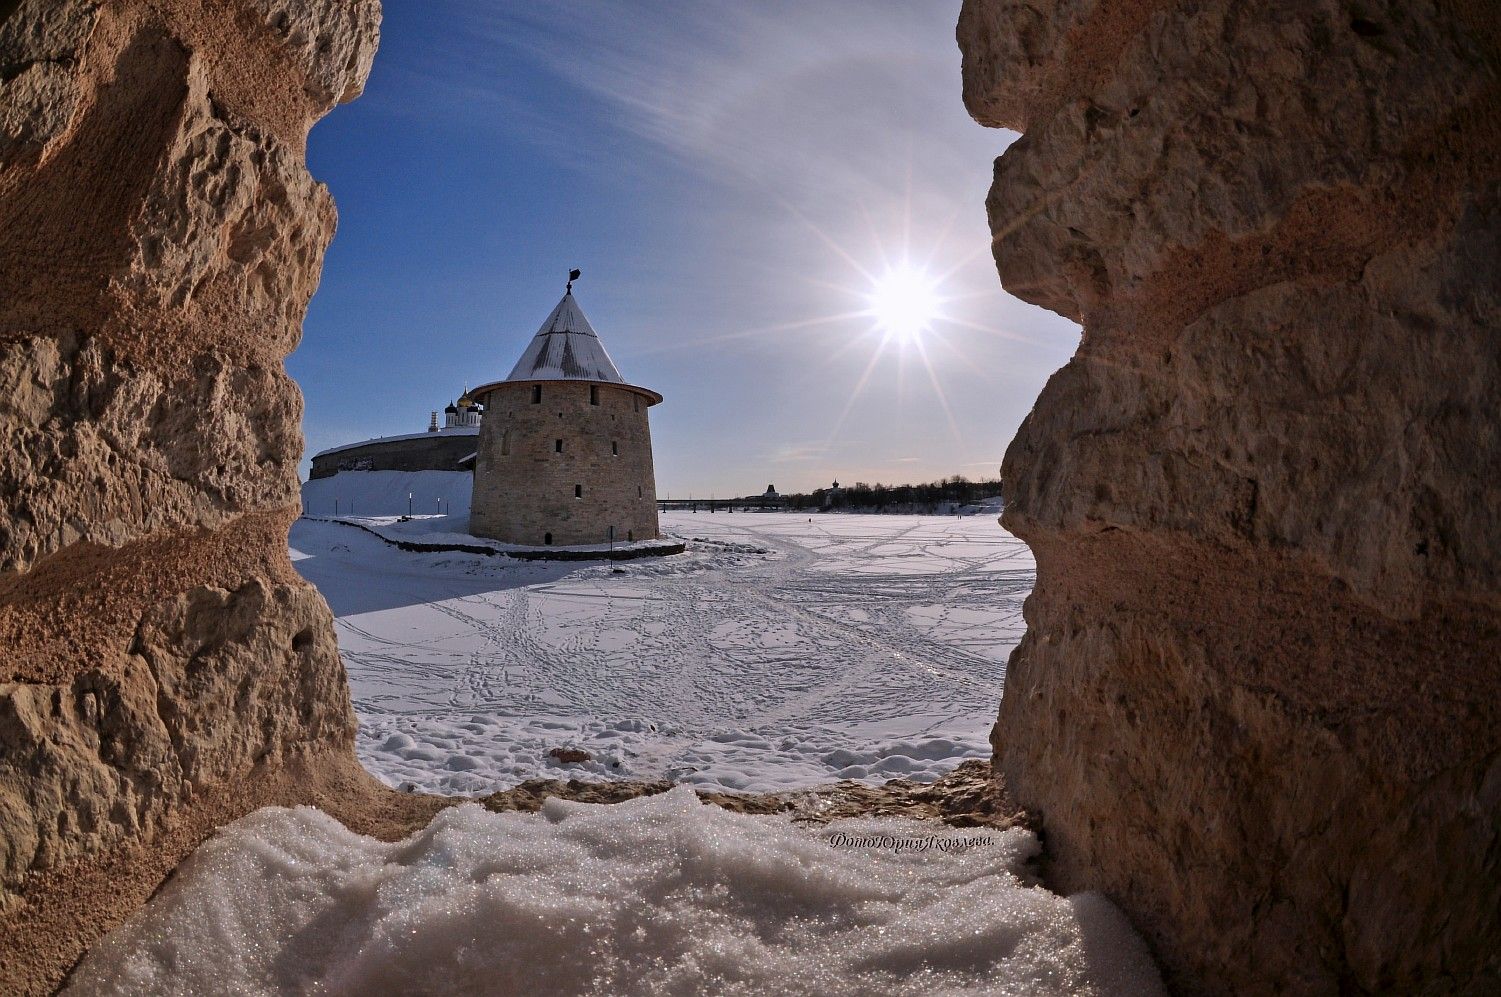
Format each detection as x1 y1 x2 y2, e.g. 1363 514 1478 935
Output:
469 288 661 546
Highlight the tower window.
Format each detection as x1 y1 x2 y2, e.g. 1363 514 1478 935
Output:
574 484 582 498
637 485 643 498
554 439 563 453
501 430 511 456
590 385 599 406
611 441 618 456
544 532 553 545
633 395 640 413
531 385 542 404
627 531 633 541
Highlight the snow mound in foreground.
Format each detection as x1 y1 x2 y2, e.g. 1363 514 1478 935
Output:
68 789 1162 996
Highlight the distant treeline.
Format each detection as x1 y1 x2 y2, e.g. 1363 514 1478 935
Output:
774 475 1003 511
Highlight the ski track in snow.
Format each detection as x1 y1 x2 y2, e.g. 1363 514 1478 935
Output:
288 510 1033 795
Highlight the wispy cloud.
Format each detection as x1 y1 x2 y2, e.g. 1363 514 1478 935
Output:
453 3 1013 272
766 442 832 464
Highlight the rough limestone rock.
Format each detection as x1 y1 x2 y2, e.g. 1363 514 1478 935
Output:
0 2 441 992
959 0 1500 992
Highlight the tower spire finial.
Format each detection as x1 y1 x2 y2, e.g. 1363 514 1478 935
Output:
566 267 581 294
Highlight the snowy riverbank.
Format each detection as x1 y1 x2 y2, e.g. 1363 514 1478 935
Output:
307 512 686 559
301 469 474 518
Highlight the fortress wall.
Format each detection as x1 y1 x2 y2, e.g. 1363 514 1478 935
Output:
958 0 1501 991
471 381 660 546
0 3 444 991
308 433 478 479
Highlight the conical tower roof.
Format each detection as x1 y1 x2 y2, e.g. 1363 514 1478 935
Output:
504 291 625 384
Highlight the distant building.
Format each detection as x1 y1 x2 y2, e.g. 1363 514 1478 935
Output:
308 392 481 480
436 390 483 429
469 283 662 546
764 484 779 499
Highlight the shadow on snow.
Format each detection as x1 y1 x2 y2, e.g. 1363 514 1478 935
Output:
288 518 585 617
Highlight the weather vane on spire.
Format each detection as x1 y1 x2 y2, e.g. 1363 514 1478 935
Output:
566 268 581 293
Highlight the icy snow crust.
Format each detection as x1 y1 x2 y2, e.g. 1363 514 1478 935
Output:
66 789 1164 996
288 512 1033 795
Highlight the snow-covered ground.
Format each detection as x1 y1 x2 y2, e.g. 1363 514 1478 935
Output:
74 510 1170 996
68 790 1164 996
289 511 1032 795
301 469 473 518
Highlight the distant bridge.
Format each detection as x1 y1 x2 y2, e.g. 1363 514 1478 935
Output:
657 497 786 513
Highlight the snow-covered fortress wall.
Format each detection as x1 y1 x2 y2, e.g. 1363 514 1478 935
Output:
309 429 478 479
958 0 1500 991
0 2 436 991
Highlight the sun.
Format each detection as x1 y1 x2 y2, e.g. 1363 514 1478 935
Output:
868 264 941 344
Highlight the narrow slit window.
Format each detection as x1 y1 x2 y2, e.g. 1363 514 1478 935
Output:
637 485 643 498
627 530 633 541
554 439 563 453
590 385 599 406
500 430 511 456
544 532 552 545
574 484 582 498
531 385 542 404
611 441 619 456
633 395 640 413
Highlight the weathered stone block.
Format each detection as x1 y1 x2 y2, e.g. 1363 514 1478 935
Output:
0 2 439 992
959 0 1500 991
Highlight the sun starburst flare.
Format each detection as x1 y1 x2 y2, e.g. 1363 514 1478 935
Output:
867 263 943 345
612 191 1027 452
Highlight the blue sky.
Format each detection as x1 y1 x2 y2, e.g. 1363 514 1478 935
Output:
296 1 1079 497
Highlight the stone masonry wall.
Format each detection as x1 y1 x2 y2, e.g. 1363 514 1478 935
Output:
958 0 1500 993
471 381 660 546
0 2 442 992
307 431 478 479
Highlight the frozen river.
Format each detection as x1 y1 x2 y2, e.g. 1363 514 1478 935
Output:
289 511 1034 794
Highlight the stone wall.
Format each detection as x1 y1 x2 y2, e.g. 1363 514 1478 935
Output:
471 381 660 546
958 0 1500 992
0 2 441 992
308 431 478 479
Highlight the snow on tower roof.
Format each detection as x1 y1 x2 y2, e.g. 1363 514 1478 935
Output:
504 291 625 384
